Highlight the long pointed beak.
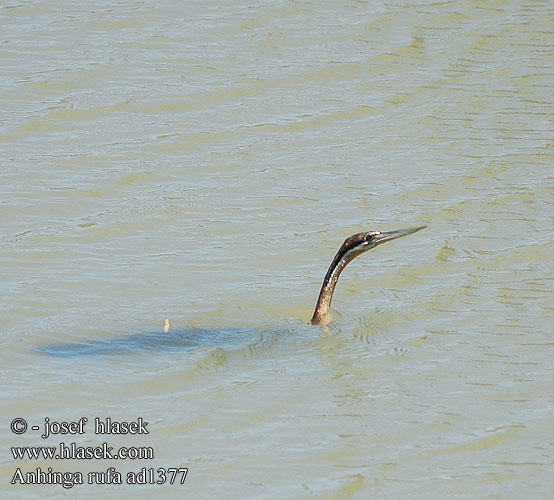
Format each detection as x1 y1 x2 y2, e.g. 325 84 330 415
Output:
373 226 426 246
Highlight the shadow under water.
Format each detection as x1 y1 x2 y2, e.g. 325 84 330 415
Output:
38 327 289 358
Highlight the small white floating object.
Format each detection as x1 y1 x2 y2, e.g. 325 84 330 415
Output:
164 319 170 333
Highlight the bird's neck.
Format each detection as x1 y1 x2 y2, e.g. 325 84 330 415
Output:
310 258 348 325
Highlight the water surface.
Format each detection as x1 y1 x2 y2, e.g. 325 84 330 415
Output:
2 1 553 498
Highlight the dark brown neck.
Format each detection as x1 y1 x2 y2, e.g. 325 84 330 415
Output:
310 259 348 325
310 233 367 325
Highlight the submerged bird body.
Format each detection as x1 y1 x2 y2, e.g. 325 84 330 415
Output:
311 226 425 325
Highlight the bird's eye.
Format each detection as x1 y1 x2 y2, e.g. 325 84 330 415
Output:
367 231 380 241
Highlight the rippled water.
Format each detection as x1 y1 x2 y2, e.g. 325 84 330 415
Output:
2 1 553 498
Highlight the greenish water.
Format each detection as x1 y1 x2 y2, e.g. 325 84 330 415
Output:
2 1 553 498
